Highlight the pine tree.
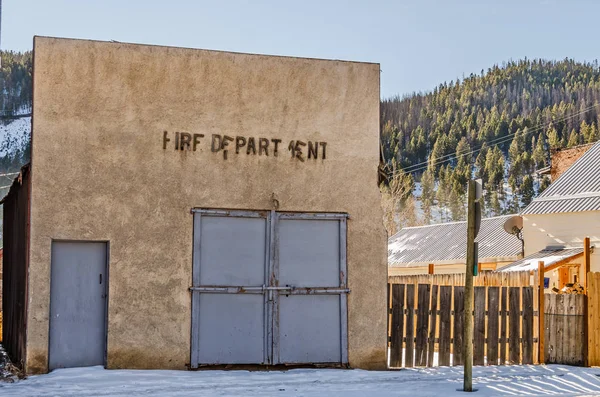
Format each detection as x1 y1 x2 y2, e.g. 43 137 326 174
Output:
538 176 551 195
521 175 534 206
567 129 581 148
532 132 547 169
547 125 561 148
420 169 435 224
491 191 502 216
585 123 599 143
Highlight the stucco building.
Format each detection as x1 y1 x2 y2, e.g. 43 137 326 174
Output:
2 37 387 374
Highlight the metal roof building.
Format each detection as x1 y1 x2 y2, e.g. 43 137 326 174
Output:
519 140 599 291
498 247 584 272
388 215 523 275
523 140 600 215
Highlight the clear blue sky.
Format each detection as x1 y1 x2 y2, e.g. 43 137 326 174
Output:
3 0 600 98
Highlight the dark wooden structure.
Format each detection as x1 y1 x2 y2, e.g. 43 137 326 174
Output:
1 164 31 368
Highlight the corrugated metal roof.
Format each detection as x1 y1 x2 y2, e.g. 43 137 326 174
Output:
388 215 522 267
523 141 600 215
498 247 584 272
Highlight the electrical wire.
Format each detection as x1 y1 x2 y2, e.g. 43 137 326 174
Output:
397 103 599 175
386 103 600 177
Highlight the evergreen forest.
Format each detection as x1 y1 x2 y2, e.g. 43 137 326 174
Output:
381 58 600 234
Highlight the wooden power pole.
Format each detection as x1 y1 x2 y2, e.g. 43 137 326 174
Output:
463 179 481 392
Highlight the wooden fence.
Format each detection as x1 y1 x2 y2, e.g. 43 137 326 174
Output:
389 283 535 367
544 293 586 366
388 269 594 368
388 271 531 287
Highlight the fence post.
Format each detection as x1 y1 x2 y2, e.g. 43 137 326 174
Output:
585 237 591 294
538 261 545 365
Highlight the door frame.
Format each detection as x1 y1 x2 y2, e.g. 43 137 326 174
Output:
47 239 110 370
189 209 349 368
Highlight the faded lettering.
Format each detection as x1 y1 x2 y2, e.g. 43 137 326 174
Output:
247 137 257 155
259 138 269 156
180 132 192 151
271 138 281 156
162 131 327 161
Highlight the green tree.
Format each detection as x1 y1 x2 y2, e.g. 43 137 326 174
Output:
521 175 534 206
420 169 435 224
547 125 561 148
533 132 547 169
538 176 551 195
567 129 581 148
490 191 502 216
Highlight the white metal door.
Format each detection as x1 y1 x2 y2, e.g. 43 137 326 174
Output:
272 213 348 364
49 241 108 370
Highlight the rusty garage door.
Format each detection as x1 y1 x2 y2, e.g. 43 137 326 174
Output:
190 209 348 368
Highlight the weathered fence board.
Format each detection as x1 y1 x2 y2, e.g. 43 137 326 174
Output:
545 293 585 366
389 284 405 368
405 284 415 367
500 287 508 365
438 286 452 366
416 284 430 366
452 286 464 366
427 285 438 367
509 287 520 364
522 287 534 364
487 287 499 365
473 287 486 366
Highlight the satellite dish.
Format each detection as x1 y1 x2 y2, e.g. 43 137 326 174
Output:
503 216 523 235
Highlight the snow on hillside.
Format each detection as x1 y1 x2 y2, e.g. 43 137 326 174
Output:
0 117 31 156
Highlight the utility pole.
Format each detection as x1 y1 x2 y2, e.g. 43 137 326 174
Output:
463 179 481 392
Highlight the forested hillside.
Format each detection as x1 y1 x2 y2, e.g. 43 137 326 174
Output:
0 50 32 177
381 59 600 234
1 52 599 234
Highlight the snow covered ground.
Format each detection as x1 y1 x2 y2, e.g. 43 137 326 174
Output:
2 364 600 397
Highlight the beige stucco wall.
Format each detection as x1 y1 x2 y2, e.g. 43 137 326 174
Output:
523 211 600 274
27 37 387 373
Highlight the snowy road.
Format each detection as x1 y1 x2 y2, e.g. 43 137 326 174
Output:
2 364 600 396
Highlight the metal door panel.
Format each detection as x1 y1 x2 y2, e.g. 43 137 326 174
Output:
197 294 265 364
49 242 107 370
278 219 340 287
199 216 266 286
191 211 270 367
274 214 348 365
279 295 342 363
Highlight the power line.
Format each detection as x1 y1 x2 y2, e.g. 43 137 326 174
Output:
398 103 598 174
387 103 600 177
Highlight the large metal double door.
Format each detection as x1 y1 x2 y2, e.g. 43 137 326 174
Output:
190 209 348 367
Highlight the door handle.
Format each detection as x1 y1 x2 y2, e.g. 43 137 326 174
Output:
99 274 103 284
